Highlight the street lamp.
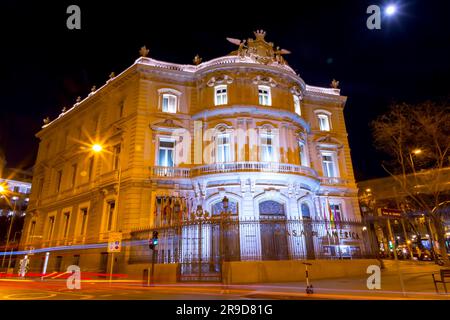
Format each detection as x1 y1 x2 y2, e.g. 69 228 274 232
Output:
409 149 422 174
90 141 123 281
1 186 19 268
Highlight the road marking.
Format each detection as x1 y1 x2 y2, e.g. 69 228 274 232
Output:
4 293 57 300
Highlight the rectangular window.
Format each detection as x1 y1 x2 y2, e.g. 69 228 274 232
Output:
80 208 88 236
299 141 308 166
258 86 271 106
56 170 62 193
106 201 115 231
158 139 175 167
260 133 274 162
216 133 231 163
71 164 77 188
88 157 94 181
37 178 44 198
28 221 36 242
329 204 343 222
113 144 121 170
62 212 70 239
73 255 80 266
214 85 228 106
119 101 124 118
162 94 177 113
294 95 301 116
48 216 55 240
322 153 337 177
318 114 331 131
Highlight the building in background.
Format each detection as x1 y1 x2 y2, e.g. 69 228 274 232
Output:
21 31 372 281
0 157 32 271
358 167 450 260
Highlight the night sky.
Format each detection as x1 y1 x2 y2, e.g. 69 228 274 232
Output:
0 0 449 181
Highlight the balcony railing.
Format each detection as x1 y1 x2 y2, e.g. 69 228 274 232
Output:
320 177 349 185
150 166 191 178
150 162 318 179
190 162 318 177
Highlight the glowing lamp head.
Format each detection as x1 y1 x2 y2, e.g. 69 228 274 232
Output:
385 4 397 16
412 149 422 155
92 144 103 153
0 185 5 194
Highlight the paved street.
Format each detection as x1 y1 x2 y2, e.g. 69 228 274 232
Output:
0 260 449 300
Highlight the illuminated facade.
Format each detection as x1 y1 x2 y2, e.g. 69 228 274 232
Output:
21 31 365 277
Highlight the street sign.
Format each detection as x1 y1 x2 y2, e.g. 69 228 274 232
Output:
107 232 122 253
380 208 403 218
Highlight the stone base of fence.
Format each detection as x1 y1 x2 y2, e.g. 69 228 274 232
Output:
123 259 380 284
222 259 380 284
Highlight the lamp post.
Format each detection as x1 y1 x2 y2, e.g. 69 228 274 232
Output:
220 196 231 291
7 231 21 270
1 193 18 268
91 142 123 282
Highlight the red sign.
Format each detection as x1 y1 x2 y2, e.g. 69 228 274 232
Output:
380 208 402 218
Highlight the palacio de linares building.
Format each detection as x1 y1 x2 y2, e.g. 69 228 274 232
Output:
20 31 376 283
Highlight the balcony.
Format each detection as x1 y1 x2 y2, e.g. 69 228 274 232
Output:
320 177 349 186
150 166 191 178
150 162 318 179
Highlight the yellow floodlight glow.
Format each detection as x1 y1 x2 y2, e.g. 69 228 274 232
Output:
92 144 103 153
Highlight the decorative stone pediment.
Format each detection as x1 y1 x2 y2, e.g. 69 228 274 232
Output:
207 75 233 87
315 135 344 152
150 119 185 133
252 75 277 87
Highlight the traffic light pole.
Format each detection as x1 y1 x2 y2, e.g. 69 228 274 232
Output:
150 249 156 286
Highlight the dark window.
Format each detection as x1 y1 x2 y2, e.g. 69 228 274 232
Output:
107 201 115 231
55 256 63 272
56 170 62 192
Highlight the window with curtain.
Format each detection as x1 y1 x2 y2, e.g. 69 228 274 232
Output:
293 95 301 115
162 94 177 113
318 114 331 131
299 141 308 166
158 139 175 167
216 133 231 163
258 85 271 106
214 85 228 105
322 153 337 177
260 131 274 162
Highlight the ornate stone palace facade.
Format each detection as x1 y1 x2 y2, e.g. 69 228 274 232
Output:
21 31 368 279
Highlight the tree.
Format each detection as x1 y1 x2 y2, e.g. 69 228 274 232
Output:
372 101 450 264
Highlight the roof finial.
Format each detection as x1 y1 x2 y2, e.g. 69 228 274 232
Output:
331 79 340 89
43 117 50 125
193 54 202 65
254 29 266 40
139 46 149 57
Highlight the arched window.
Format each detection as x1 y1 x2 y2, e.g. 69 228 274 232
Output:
301 203 311 219
293 95 301 116
259 200 285 216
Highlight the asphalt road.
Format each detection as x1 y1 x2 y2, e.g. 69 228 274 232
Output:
0 260 449 300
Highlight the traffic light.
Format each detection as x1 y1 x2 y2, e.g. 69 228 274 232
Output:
149 231 159 250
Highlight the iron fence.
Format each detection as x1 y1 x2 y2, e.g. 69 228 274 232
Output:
129 217 375 265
